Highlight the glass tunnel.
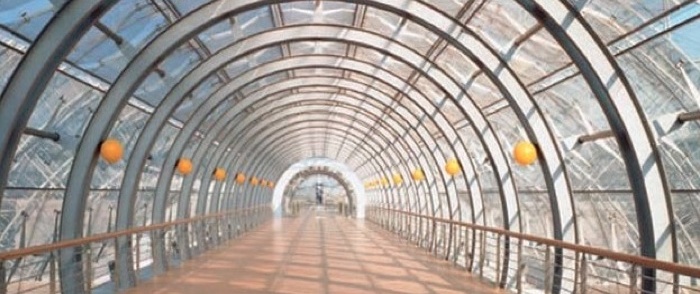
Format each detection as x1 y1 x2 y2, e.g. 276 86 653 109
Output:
0 0 699 293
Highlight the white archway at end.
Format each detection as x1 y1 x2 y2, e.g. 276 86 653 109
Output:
272 157 366 218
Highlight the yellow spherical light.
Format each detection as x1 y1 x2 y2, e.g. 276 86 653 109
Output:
445 158 461 176
392 173 403 186
176 158 193 175
99 138 123 164
412 168 425 182
213 168 226 181
235 173 246 184
514 141 538 166
381 177 388 187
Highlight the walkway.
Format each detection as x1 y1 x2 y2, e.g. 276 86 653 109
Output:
125 207 501 294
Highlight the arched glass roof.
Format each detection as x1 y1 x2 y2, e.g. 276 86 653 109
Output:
0 0 699 292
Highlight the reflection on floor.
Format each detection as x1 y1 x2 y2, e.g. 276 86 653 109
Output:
125 207 502 294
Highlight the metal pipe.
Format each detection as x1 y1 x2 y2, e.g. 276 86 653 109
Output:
23 127 59 141
678 110 700 123
577 130 614 144
93 21 123 45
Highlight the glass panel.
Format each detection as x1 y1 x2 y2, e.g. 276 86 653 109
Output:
508 29 571 85
173 75 223 122
572 1 700 44
67 1 168 82
140 124 179 189
672 192 700 266
134 44 201 107
199 6 274 52
465 0 538 54
281 1 355 26
9 73 101 188
169 0 209 15
0 0 65 40
573 192 639 253
289 41 347 57
0 45 22 91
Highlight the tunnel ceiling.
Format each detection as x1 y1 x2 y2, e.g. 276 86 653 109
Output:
0 0 700 270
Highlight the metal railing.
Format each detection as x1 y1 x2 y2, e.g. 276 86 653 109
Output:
0 206 271 294
367 207 700 294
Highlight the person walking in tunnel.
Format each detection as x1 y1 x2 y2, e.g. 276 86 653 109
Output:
316 183 324 205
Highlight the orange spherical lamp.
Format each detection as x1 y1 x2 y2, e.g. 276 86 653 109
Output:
213 168 226 181
176 158 193 175
99 138 123 164
261 179 267 187
445 158 460 176
513 141 538 166
251 176 259 186
268 181 274 188
235 173 246 184
412 168 425 182
392 173 403 186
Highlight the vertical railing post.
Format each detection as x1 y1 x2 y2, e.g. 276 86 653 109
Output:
544 245 552 294
580 254 588 294
50 209 61 294
479 230 486 278
516 240 524 294
0 260 7 294
49 254 56 294
84 208 93 293
464 226 470 269
629 265 638 294
496 234 502 284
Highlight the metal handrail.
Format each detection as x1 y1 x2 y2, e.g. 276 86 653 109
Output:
0 205 269 261
370 207 700 278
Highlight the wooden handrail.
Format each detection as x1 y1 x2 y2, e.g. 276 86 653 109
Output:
0 205 270 261
372 207 700 278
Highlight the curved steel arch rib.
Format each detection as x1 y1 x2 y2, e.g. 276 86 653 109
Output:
1 1 670 292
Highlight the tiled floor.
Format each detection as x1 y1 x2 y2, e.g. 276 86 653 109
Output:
125 207 502 294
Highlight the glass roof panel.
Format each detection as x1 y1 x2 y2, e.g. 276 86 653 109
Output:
8 74 101 189
507 28 571 85
66 1 168 82
280 1 356 26
0 45 21 92
140 124 179 189
434 45 479 88
572 0 700 43
0 0 65 40
361 7 402 38
173 75 223 122
223 46 283 77
466 0 538 54
168 0 209 15
134 45 202 107
672 191 700 266
289 41 348 56
198 6 274 52
392 19 439 56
